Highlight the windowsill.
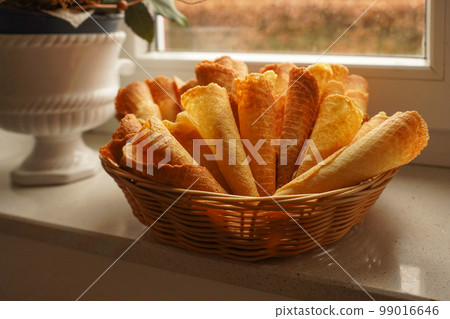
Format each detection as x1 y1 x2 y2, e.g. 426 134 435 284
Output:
132 51 441 81
144 51 430 68
0 129 449 300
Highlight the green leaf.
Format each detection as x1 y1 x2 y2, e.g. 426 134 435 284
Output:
124 2 155 43
148 0 188 27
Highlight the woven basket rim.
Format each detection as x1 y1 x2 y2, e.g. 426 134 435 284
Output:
100 153 399 260
100 154 399 202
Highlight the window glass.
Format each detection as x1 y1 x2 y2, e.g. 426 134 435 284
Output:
163 0 426 57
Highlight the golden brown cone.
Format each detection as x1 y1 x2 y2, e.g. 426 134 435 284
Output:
261 62 295 139
273 63 296 96
112 114 143 140
180 78 198 95
351 111 388 143
124 116 193 166
195 60 241 127
330 64 349 82
100 114 143 164
307 63 333 101
126 163 227 194
344 74 369 115
277 67 320 188
163 111 232 193
120 116 226 194
182 83 259 197
99 134 132 164
214 56 249 77
172 76 185 102
322 80 345 100
345 90 369 114
115 81 162 121
146 76 181 122
259 64 277 73
293 95 363 179
235 72 277 196
162 112 198 152
345 74 369 92
276 111 429 195
275 96 286 140
274 63 295 139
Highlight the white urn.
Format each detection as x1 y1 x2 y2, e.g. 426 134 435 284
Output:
0 31 134 186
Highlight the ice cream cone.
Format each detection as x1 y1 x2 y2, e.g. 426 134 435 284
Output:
115 81 161 121
277 67 320 188
235 72 277 195
344 74 369 114
330 64 349 82
163 111 231 192
214 56 248 77
308 62 333 101
276 111 429 195
322 80 345 100
121 116 226 193
146 76 181 122
182 83 259 196
351 111 388 143
195 60 242 127
293 94 363 178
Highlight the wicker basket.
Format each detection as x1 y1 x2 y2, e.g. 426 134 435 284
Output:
101 154 399 261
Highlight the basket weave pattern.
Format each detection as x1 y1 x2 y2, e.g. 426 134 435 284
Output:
101 155 399 261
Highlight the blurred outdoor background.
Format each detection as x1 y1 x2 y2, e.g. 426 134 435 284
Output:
164 0 426 57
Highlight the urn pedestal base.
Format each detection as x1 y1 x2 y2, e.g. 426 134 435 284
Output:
11 133 99 186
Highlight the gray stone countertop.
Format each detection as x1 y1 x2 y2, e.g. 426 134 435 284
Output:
0 130 449 300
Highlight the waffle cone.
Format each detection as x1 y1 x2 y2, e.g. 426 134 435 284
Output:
195 60 241 127
273 63 296 96
260 63 296 140
173 77 198 101
259 64 277 73
344 74 369 114
277 67 319 188
308 62 333 101
330 64 349 82
111 114 143 140
345 90 369 114
275 96 286 140
115 81 161 121
322 80 345 100
214 56 248 77
120 116 226 193
146 76 181 122
276 111 429 195
100 114 143 164
123 116 193 166
163 111 231 192
351 111 388 143
293 94 363 178
172 76 185 102
345 74 369 92
130 163 227 194
182 83 259 197
272 63 296 139
235 72 277 195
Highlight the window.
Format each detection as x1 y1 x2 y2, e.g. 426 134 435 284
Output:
137 0 442 80
163 0 426 57
118 0 449 167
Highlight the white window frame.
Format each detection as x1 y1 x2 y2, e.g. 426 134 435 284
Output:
118 0 449 167
125 0 444 80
